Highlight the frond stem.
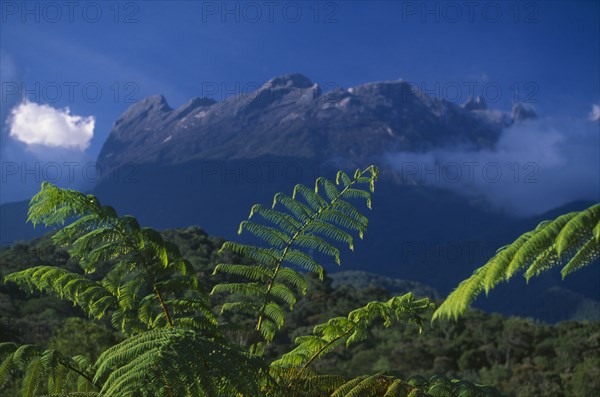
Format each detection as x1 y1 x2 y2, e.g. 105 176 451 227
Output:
107 218 175 327
253 166 373 350
288 327 354 387
58 358 99 390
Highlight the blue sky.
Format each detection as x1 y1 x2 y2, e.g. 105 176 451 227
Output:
1 0 599 204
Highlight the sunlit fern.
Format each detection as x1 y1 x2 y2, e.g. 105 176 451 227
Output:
211 166 379 350
270 293 434 394
271 293 433 373
5 182 216 335
433 203 600 321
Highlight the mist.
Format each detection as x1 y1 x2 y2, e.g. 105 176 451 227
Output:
384 116 599 216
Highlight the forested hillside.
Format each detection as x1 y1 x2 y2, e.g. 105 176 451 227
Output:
2 227 598 396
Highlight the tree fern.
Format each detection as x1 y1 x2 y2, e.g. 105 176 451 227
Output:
268 371 502 397
0 342 98 396
4 267 116 320
93 327 265 397
212 166 379 348
433 203 600 321
272 293 433 373
328 374 503 397
8 182 216 335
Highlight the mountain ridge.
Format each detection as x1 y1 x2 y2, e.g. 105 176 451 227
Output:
97 73 525 175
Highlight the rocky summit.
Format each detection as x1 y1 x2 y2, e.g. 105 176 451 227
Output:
97 73 524 174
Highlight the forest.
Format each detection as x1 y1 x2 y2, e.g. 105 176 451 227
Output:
0 166 598 396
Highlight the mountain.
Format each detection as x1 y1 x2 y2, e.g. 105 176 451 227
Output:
97 73 512 174
2 74 596 323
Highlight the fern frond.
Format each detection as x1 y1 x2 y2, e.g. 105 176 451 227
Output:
294 234 340 265
561 236 600 277
238 221 291 248
315 177 341 201
303 219 354 250
516 212 578 280
4 267 116 319
27 182 102 226
328 374 503 397
481 232 533 294
284 249 324 276
12 182 215 334
94 328 265 397
272 193 314 222
249 204 303 234
212 166 379 346
434 202 600 321
219 242 279 267
0 343 98 396
293 184 328 212
333 373 390 397
556 203 600 255
211 282 267 299
213 263 274 281
274 268 308 294
272 293 433 372
270 367 345 396
22 357 48 397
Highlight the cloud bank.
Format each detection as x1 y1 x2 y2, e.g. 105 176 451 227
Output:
8 101 95 150
385 117 600 216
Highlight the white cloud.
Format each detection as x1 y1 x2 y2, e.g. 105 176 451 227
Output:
8 101 95 150
589 104 600 121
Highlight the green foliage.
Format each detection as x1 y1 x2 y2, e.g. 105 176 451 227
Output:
212 166 379 347
94 327 265 397
277 373 504 397
272 293 433 372
0 342 97 396
433 203 600 321
341 374 502 397
49 318 120 362
1 234 598 397
4 267 115 322
566 356 600 396
268 294 438 395
13 181 217 335
0 165 537 396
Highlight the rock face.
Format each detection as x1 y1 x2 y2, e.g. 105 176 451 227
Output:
97 74 511 174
